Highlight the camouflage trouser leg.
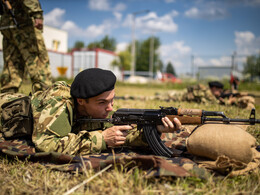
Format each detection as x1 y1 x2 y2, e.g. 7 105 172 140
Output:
27 28 52 92
0 36 24 93
0 27 52 93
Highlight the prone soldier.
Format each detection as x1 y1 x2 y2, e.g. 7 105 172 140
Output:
0 68 182 155
150 81 255 109
208 81 255 110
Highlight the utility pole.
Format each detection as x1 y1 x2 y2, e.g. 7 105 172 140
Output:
130 10 150 77
149 34 155 78
231 51 237 71
191 55 194 78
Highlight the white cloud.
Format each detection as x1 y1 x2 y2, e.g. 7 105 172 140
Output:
160 41 192 58
114 3 126 12
235 31 260 55
88 0 110 11
113 12 122 21
185 7 199 18
62 21 82 35
209 56 231 66
61 21 111 39
170 10 179 17
160 41 192 73
44 8 65 27
44 8 120 40
123 11 178 34
184 6 228 20
88 0 126 12
116 42 129 53
194 57 207 66
85 24 107 38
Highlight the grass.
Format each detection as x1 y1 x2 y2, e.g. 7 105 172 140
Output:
1 80 260 194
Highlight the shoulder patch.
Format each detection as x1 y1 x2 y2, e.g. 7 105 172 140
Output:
49 109 71 137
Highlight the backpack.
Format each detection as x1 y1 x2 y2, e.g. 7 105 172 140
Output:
0 95 33 139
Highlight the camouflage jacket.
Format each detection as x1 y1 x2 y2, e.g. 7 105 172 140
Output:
181 84 219 104
0 0 43 27
30 81 148 155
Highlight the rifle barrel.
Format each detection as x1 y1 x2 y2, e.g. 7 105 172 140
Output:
204 117 260 124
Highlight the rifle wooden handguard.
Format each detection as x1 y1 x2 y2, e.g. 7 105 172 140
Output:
177 108 202 116
167 115 202 124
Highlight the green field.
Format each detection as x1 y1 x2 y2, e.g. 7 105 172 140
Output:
1 80 260 194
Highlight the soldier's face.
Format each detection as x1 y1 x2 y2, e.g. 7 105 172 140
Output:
210 87 222 98
77 89 115 118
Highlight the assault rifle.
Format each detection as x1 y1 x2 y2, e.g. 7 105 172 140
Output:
220 92 260 99
77 107 260 157
0 0 18 30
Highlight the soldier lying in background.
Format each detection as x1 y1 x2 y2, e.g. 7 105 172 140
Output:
208 81 255 109
116 81 255 110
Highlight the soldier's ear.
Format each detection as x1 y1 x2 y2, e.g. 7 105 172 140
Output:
77 98 85 105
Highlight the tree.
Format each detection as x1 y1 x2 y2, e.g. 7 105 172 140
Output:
166 61 177 76
243 54 260 80
73 41 85 49
135 36 161 72
111 50 132 70
87 35 117 51
100 35 116 51
87 41 101 50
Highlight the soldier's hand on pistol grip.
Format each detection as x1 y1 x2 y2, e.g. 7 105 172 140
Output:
102 125 133 147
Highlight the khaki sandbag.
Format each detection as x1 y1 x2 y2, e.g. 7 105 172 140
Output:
186 124 256 164
237 96 255 109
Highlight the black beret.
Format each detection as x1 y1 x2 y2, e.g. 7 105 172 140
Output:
208 81 224 89
71 68 116 99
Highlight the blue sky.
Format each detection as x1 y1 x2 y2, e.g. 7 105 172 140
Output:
41 0 260 74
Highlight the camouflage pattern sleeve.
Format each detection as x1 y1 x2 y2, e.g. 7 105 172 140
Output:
22 0 43 19
124 128 149 148
220 96 255 110
31 81 107 155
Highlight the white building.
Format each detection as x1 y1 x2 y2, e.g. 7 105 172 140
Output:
72 48 122 80
198 66 232 80
0 25 68 52
0 25 122 80
42 25 68 53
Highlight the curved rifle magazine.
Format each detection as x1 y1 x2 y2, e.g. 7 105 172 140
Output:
143 125 173 157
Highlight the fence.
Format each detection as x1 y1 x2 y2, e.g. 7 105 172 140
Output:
0 49 122 80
